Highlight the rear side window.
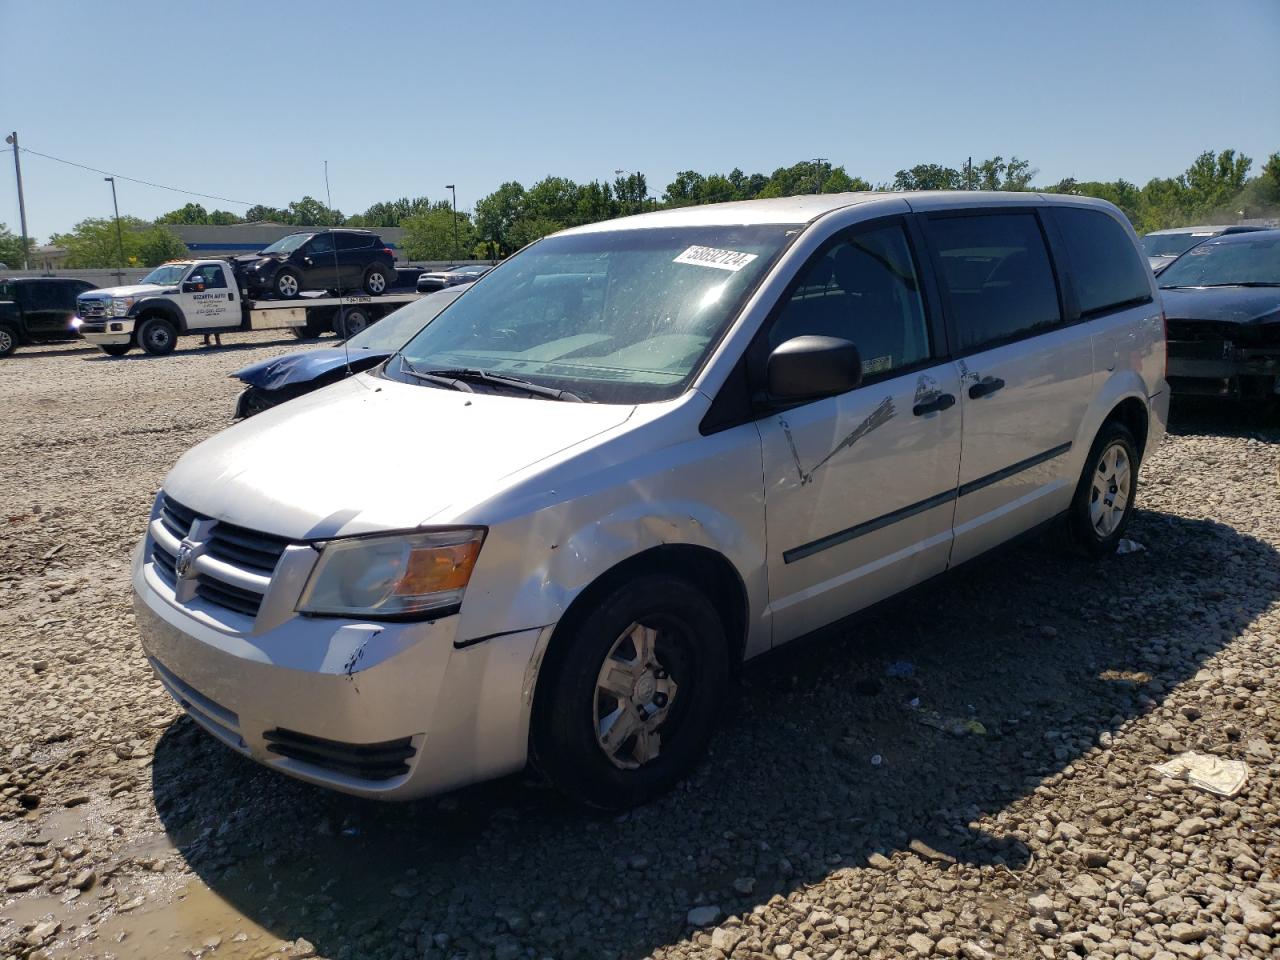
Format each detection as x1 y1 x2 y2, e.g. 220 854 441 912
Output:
336 233 372 251
1054 208 1151 316
308 234 335 255
927 212 1061 352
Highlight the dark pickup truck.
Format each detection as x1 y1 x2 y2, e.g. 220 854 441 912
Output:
0 277 98 357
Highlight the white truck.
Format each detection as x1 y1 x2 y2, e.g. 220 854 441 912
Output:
74 259 420 356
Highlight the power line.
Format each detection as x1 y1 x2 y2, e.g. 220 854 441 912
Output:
16 145 262 207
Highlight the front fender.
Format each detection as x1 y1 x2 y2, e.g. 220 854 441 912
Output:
128 297 184 331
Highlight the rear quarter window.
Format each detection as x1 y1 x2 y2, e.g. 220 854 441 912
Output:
1053 208 1151 316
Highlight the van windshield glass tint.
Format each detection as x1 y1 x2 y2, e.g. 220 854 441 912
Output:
1142 233 1210 258
387 224 798 403
259 235 310 254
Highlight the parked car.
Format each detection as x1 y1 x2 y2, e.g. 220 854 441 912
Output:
0 276 97 357
1142 224 1265 274
1159 229 1280 403
133 192 1166 808
416 262 492 292
233 229 396 300
231 287 467 417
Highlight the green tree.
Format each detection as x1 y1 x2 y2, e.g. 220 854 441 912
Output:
893 163 964 191
243 204 289 223
286 196 344 226
663 170 706 206
0 222 33 266
474 181 528 255
1181 149 1251 212
356 196 436 227
612 173 648 215
402 207 474 260
156 202 210 224
1261 152 1280 203
50 217 190 267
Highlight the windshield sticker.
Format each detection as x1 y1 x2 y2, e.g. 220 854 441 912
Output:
673 245 759 272
861 355 892 375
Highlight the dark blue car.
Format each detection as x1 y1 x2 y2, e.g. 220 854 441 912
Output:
1160 229 1280 404
232 287 466 417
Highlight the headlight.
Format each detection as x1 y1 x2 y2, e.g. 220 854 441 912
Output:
111 296 134 317
297 528 485 618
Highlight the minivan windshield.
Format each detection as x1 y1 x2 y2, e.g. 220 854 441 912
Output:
1158 235 1280 288
388 224 798 403
345 288 464 352
259 234 311 255
141 264 191 286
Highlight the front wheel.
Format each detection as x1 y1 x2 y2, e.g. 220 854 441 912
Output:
363 266 389 296
533 574 730 809
100 343 132 357
137 317 178 356
1068 420 1139 557
274 269 302 299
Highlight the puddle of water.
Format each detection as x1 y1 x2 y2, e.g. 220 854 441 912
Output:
58 883 278 960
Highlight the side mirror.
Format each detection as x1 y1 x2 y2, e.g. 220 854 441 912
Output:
767 335 862 400
182 280 205 293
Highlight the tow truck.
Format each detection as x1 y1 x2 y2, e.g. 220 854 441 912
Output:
75 259 420 356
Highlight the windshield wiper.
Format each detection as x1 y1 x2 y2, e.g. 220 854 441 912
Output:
396 357 474 392
1198 282 1280 288
425 367 583 402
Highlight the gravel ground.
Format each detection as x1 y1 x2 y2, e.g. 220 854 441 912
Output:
0 334 1277 960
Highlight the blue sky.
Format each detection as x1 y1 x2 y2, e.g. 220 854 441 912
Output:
2 0 1277 241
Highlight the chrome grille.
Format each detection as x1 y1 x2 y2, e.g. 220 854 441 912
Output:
150 493 292 620
78 299 109 319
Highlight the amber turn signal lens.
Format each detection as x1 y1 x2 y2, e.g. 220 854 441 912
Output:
395 540 483 597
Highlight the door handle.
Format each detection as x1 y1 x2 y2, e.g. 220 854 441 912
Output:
912 392 956 416
968 376 1005 399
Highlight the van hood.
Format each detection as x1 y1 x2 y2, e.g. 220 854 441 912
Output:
163 374 636 539
79 283 173 299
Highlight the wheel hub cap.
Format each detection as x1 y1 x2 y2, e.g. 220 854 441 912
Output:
594 622 679 770
1089 441 1131 537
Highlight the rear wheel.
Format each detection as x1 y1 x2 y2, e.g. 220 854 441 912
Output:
137 317 178 356
363 266 389 296
533 574 729 809
333 306 370 338
0 324 17 358
1068 420 1139 557
274 269 302 299
100 343 132 357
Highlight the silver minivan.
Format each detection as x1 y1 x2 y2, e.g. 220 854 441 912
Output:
134 192 1167 808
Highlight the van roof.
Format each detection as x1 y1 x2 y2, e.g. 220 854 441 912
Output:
559 190 1117 234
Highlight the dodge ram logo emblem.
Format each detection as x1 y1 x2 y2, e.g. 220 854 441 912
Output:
175 541 196 579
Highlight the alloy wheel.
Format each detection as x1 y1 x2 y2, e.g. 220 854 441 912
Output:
277 274 299 297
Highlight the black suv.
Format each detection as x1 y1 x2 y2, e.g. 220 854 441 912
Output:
0 277 97 357
233 229 397 300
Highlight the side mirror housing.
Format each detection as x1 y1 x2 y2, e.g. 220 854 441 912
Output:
766 335 862 401
182 280 205 293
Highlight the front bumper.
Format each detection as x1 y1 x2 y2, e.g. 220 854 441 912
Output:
76 316 135 346
132 539 549 800
1167 338 1280 398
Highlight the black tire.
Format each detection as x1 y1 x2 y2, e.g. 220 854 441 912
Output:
333 307 370 338
1068 420 1140 557
274 268 302 300
363 266 389 296
532 574 730 809
291 320 324 340
240 387 277 418
137 317 178 356
0 324 17 358
100 343 132 357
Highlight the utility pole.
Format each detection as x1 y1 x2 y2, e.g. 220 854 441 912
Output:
104 177 125 281
812 158 829 194
5 132 30 269
966 156 973 191
445 184 459 261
